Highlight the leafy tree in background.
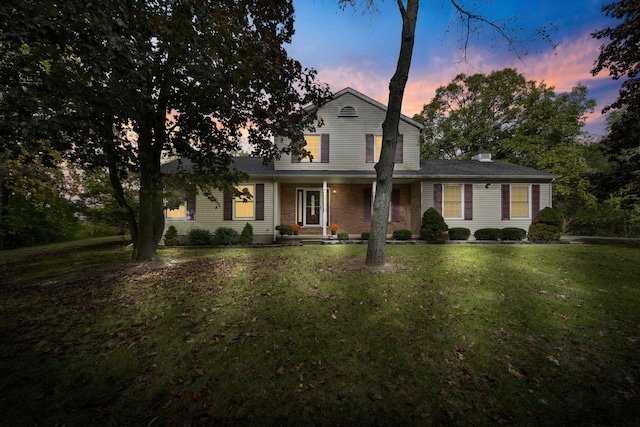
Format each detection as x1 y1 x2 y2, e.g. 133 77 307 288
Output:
591 0 640 202
1 0 331 261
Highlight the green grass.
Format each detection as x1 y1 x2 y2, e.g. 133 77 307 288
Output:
1 240 639 425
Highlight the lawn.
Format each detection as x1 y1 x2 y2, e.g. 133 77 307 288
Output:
1 240 639 426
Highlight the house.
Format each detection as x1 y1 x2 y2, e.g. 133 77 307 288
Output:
162 87 557 243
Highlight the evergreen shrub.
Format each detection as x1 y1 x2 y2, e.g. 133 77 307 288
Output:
361 232 370 240
528 207 562 242
392 229 413 240
188 228 212 245
163 225 179 246
448 227 470 240
420 207 449 243
276 224 293 236
213 227 239 246
474 228 501 240
500 227 527 241
337 232 349 241
239 223 254 245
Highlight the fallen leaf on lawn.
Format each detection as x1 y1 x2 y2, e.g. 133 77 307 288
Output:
508 363 526 379
547 355 560 366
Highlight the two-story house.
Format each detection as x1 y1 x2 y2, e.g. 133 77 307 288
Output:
162 87 557 243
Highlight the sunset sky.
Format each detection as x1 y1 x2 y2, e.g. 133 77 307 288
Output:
288 0 622 137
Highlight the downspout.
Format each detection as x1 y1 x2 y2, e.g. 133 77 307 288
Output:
273 177 278 243
322 180 327 237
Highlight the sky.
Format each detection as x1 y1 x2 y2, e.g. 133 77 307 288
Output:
287 0 623 137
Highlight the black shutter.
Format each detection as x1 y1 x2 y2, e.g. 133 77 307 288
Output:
395 134 403 163
366 134 375 163
363 188 372 221
321 134 330 163
392 188 401 222
433 184 442 215
255 184 265 221
464 184 473 220
501 185 510 220
223 193 232 220
532 184 540 217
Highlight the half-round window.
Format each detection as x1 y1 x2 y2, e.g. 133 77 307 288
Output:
338 106 358 117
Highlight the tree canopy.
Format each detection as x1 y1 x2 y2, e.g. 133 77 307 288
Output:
1 0 331 260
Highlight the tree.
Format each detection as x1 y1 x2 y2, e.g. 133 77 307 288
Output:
591 0 640 201
1 0 331 261
340 1 555 266
414 69 596 228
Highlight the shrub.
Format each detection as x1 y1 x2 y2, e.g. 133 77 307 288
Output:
163 225 179 246
500 227 527 241
238 223 253 245
337 232 349 241
276 224 293 236
392 229 413 240
448 227 470 241
213 227 239 246
361 232 370 240
528 207 563 242
474 228 501 240
188 228 212 246
420 207 449 243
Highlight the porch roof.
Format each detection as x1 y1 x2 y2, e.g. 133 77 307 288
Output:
162 157 558 181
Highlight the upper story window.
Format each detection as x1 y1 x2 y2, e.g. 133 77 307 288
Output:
338 106 358 117
234 185 255 219
302 135 320 162
366 134 403 163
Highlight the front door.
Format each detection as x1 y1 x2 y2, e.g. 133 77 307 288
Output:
305 190 321 225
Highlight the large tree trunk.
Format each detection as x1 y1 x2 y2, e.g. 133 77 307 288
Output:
366 0 419 266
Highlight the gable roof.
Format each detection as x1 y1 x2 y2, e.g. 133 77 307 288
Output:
308 87 425 130
162 157 558 181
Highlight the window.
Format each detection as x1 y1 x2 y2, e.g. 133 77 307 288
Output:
234 185 255 219
375 136 383 162
511 185 529 218
302 135 320 162
166 200 196 220
366 134 403 163
443 185 463 218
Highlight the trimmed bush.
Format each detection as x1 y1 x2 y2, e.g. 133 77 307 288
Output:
528 207 563 242
213 227 239 246
276 224 293 236
361 232 370 240
420 207 449 243
501 227 527 241
188 228 212 246
448 227 470 241
239 223 253 245
163 225 179 246
393 229 413 240
474 228 501 241
337 232 349 241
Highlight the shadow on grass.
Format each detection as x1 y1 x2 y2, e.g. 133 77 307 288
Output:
0 244 638 425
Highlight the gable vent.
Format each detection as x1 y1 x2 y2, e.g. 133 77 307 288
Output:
338 106 358 117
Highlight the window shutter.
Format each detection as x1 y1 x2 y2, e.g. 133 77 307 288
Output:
366 134 374 163
255 184 265 220
464 184 473 220
223 193 232 220
392 188 401 222
321 134 330 163
363 188 372 221
433 184 442 215
532 184 540 217
395 134 403 163
501 184 510 220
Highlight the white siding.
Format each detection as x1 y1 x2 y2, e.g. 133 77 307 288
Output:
275 92 421 171
421 181 553 238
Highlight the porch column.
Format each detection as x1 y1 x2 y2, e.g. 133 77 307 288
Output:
372 181 377 202
273 177 278 242
322 180 328 237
